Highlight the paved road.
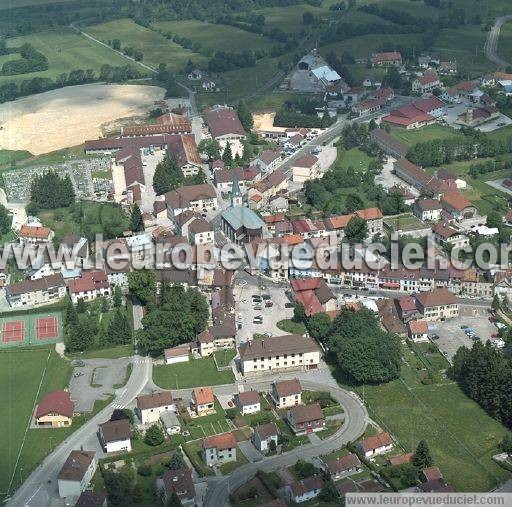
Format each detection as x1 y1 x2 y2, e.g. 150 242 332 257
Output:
8 356 152 507
484 15 512 69
202 378 368 507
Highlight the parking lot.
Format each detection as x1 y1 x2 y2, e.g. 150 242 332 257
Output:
434 306 498 361
234 275 294 344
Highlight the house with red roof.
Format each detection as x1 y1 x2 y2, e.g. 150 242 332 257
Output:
412 71 441 95
357 432 393 457
35 390 74 427
382 104 435 129
291 154 320 183
202 432 237 466
372 51 402 67
18 224 54 245
68 270 110 303
286 476 324 503
290 278 336 316
440 191 476 219
408 320 429 341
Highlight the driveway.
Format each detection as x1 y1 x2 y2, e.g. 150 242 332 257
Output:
69 358 132 412
238 441 264 463
375 156 419 194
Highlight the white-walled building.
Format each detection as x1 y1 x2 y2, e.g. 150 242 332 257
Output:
136 391 175 425
57 450 96 498
99 419 132 454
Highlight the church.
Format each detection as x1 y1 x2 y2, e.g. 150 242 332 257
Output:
220 175 266 244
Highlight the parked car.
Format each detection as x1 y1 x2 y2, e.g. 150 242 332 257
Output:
265 301 274 308
253 305 262 311
253 316 263 324
261 294 271 300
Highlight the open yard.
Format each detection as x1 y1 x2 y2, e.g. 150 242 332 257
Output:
384 214 426 233
86 18 206 73
0 83 164 155
389 125 463 148
0 348 73 498
335 345 510 492
339 148 373 171
1 28 139 87
153 356 235 390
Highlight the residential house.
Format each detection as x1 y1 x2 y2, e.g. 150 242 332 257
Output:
156 468 196 505
235 391 260 415
412 72 441 94
414 199 443 221
75 492 107 507
290 278 336 317
357 432 393 457
271 378 303 409
352 97 386 117
6 273 66 308
382 104 435 129
441 191 476 219
136 391 175 425
35 390 74 428
292 154 320 183
286 403 325 435
408 320 429 341
422 467 443 482
397 296 420 322
68 270 110 303
188 217 214 245
325 453 362 481
355 207 384 236
192 386 215 416
204 106 246 141
286 476 324 504
165 184 218 218
202 432 237 467
252 422 279 453
416 288 459 321
18 224 54 245
432 222 469 249
414 97 446 117
57 450 96 498
247 170 287 210
166 134 203 178
98 419 132 453
250 149 282 173
239 336 321 375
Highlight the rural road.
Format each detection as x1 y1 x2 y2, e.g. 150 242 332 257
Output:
484 15 512 69
202 378 368 507
7 356 152 507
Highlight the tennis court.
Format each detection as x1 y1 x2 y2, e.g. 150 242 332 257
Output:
0 310 63 348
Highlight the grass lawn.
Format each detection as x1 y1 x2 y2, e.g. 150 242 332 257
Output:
499 21 512 64
179 400 231 440
339 148 373 171
276 319 307 335
154 356 235 389
384 214 426 233
69 344 134 360
1 28 139 87
213 349 236 368
317 421 342 440
248 91 321 111
219 452 249 475
0 348 73 498
86 18 206 73
0 150 32 167
153 19 274 52
276 419 309 451
182 439 215 477
333 346 510 492
389 125 462 147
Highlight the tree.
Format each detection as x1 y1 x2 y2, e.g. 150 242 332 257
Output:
113 285 123 308
293 302 306 323
112 39 121 50
167 491 182 507
293 459 317 479
222 141 233 166
128 270 157 305
130 204 144 232
236 100 253 132
153 160 173 195
30 170 75 210
345 193 364 213
65 298 78 328
103 465 134 506
144 424 165 446
169 450 183 470
65 318 97 352
0 204 10 235
100 297 110 313
487 211 502 229
107 309 132 345
319 480 338 501
302 11 314 25
413 440 433 469
345 216 367 244
307 312 331 341
198 139 221 162
501 434 512 456
492 295 501 312
76 298 87 314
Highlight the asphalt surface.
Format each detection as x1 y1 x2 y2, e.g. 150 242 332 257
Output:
484 15 512 70
203 378 368 507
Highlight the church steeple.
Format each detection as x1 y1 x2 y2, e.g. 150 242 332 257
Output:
231 173 243 207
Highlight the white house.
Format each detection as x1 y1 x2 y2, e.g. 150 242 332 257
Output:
164 345 190 365
98 419 132 453
160 410 181 435
252 422 279 453
325 453 362 481
286 476 324 503
408 320 429 342
235 391 260 415
136 391 175 425
291 154 320 183
270 378 302 409
202 432 237 467
357 432 393 457
412 72 441 94
413 199 443 222
57 450 96 498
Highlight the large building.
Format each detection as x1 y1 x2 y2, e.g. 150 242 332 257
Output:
204 106 246 141
291 154 320 183
121 113 192 137
369 129 408 159
35 390 74 428
238 335 321 375
6 273 66 308
57 450 97 498
165 183 218 218
416 288 459 321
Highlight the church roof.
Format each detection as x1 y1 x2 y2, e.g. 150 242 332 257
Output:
222 205 265 231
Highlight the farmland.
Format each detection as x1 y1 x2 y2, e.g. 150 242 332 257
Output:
0 28 138 87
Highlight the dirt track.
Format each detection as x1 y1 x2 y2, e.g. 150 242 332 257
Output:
0 83 165 155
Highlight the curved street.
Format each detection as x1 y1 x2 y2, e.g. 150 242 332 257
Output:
203 378 368 507
484 15 512 69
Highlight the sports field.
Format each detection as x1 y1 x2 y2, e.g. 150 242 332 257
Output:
0 310 62 348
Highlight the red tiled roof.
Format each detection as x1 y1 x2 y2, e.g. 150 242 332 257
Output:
36 390 73 419
68 270 109 294
237 391 260 406
388 453 414 466
19 225 51 239
355 207 383 221
416 288 458 307
409 320 428 334
441 191 472 211
204 107 245 139
193 386 214 405
202 432 236 450
359 432 392 453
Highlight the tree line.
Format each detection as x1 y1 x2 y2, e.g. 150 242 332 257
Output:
152 155 205 195
29 170 75 213
1 43 48 75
